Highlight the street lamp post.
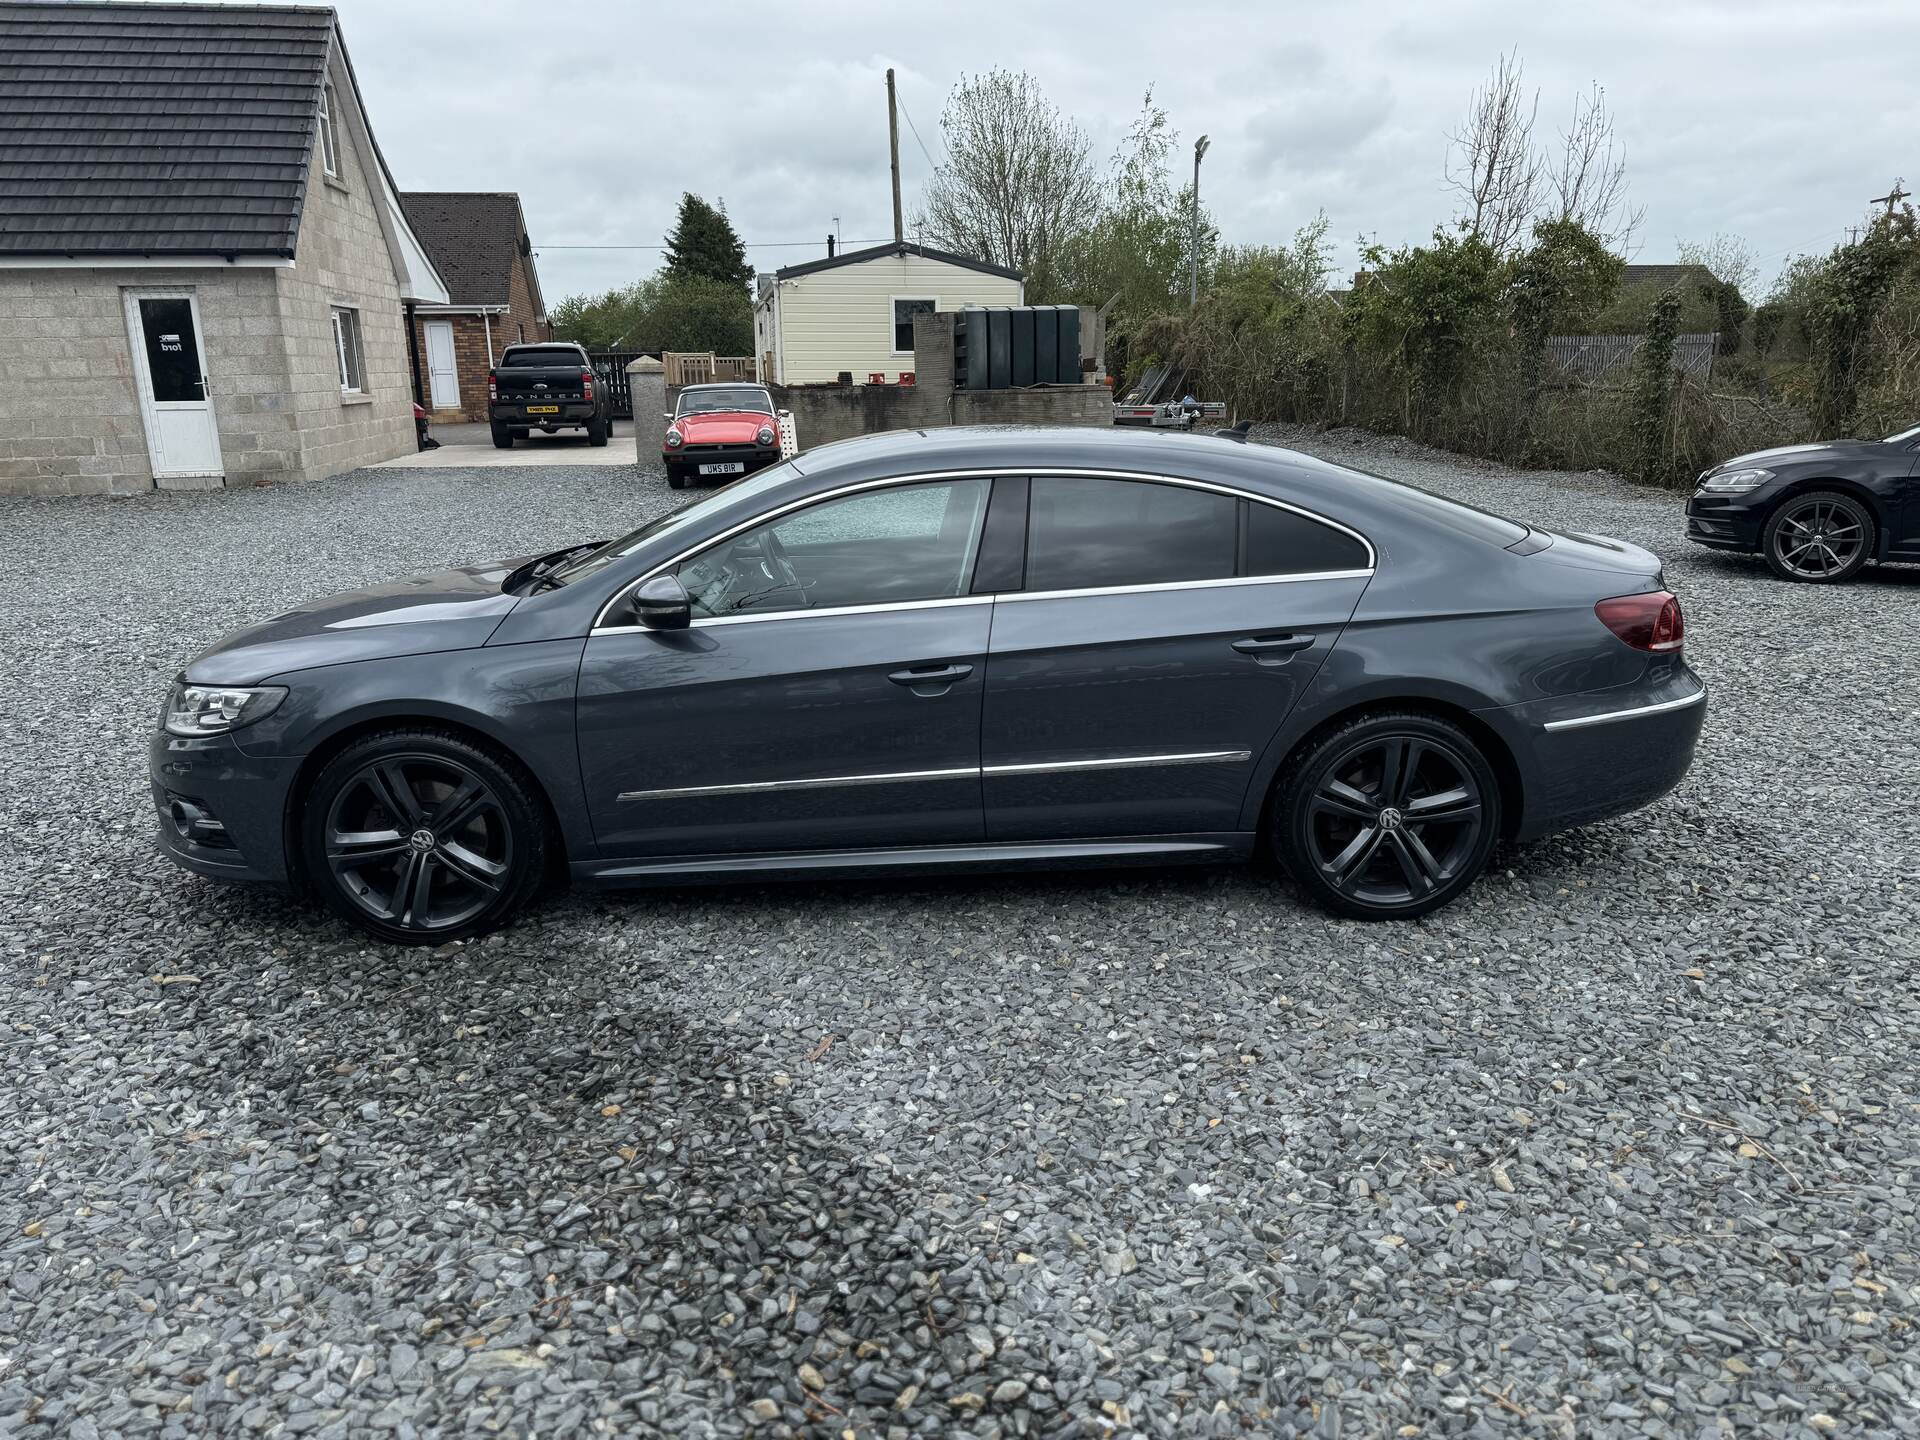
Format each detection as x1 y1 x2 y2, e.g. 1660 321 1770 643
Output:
1189 134 1210 308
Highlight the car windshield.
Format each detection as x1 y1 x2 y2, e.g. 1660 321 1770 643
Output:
545 461 804 587
501 348 583 367
1884 423 1920 444
678 387 773 417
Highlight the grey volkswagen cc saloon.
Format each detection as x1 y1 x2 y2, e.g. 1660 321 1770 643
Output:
152 427 1705 944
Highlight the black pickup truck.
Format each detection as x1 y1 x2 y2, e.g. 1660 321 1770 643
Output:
488 343 611 448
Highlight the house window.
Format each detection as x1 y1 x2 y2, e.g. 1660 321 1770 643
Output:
331 305 365 394
319 81 340 178
892 297 936 354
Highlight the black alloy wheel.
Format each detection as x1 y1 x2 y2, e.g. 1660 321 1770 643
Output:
303 729 548 944
1274 712 1500 919
1762 491 1873 583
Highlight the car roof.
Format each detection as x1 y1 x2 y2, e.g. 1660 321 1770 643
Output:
681 381 770 391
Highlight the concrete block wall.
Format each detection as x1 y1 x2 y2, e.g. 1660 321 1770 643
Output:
0 266 293 497
271 104 413 484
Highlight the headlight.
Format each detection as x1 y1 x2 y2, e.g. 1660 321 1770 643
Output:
164 681 287 737
1698 467 1773 493
663 429 684 449
756 425 776 447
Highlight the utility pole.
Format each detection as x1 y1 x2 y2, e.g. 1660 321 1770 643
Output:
886 69 904 246
1189 135 1209 307
1870 178 1909 216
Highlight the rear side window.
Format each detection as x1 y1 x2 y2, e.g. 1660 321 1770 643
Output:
1244 502 1370 575
1026 477 1236 591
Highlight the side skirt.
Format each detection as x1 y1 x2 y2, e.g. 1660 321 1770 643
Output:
571 834 1256 888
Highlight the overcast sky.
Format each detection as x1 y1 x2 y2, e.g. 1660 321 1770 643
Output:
332 0 1916 305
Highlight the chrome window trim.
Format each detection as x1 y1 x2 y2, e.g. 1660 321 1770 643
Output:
616 749 1252 803
1542 685 1706 732
591 466 1377 632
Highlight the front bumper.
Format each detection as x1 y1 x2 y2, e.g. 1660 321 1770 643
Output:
1487 665 1707 842
149 728 302 885
1684 492 1767 551
665 445 781 477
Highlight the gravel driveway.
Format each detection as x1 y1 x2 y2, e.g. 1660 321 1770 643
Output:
2 435 1916 1438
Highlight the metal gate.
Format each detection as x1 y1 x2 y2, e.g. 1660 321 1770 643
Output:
586 350 643 418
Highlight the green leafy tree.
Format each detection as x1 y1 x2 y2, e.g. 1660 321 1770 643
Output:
1629 288 1682 483
550 272 753 355
663 193 752 290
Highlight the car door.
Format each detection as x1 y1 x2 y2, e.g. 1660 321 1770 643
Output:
980 473 1374 841
576 477 994 857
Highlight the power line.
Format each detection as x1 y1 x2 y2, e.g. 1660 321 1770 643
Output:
895 92 940 174
536 239 894 251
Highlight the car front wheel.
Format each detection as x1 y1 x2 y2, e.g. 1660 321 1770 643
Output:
301 728 549 945
1271 711 1500 920
1762 490 1874 583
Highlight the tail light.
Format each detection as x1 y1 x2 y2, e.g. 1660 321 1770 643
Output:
1596 591 1684 652
487 369 497 402
581 369 594 401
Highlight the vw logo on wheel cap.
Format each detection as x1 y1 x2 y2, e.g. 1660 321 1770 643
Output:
408 828 436 853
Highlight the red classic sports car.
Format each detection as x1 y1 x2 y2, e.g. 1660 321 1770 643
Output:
662 382 782 490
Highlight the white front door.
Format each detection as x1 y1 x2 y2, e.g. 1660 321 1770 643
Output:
125 290 223 478
424 321 461 409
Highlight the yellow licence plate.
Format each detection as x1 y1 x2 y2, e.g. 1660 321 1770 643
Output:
525 405 560 414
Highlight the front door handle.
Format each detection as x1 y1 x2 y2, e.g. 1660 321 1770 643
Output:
1232 634 1314 656
888 663 974 688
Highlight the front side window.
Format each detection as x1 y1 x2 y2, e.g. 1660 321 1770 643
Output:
331 306 364 393
1026 477 1237 591
675 479 989 619
892 298 936 353
319 82 340 177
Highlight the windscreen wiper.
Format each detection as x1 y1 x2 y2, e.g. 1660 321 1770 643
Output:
504 542 604 595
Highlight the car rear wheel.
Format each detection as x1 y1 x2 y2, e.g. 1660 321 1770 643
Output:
301 729 549 945
587 415 610 446
1762 491 1874 583
1271 711 1500 920
490 423 513 449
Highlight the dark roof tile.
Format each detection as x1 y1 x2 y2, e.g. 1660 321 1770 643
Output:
399 191 533 308
0 1 334 257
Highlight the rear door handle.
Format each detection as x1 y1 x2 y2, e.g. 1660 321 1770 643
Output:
1232 634 1314 655
888 663 974 688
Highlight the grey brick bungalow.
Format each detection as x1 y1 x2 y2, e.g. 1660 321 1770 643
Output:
0 2 448 495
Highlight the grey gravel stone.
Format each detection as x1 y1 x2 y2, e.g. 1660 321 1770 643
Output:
1 440 1917 1439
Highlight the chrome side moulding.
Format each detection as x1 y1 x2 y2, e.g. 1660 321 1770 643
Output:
616 750 1253 803
1542 686 1707 733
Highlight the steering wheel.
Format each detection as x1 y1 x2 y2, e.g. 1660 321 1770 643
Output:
762 529 802 590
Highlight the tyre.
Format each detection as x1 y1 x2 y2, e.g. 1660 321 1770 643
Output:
490 422 513 449
300 728 550 945
666 467 689 490
1270 710 1501 920
587 414 610 447
1762 490 1874 583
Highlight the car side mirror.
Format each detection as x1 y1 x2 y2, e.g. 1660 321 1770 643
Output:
629 574 691 630
662 412 674 422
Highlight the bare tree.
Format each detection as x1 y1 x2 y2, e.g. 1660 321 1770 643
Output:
1677 233 1758 295
915 69 1100 296
1546 84 1644 252
1445 50 1543 253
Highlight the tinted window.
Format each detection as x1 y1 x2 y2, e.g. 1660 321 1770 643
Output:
676 479 989 618
1245 502 1370 575
1025 477 1236 591
501 348 585 367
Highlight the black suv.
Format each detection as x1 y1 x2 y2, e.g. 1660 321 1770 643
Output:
488 343 611 448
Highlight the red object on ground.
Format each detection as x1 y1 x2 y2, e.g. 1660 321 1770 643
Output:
412 401 425 420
